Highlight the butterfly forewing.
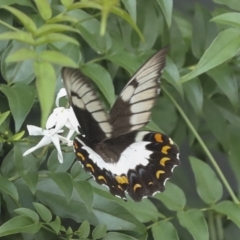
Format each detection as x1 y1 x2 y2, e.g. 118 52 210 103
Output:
110 47 168 137
62 67 112 143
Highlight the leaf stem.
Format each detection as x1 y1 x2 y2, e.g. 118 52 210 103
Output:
208 211 217 240
216 214 224 240
0 19 21 32
163 86 239 204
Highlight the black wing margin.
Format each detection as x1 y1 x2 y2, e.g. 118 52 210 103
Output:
62 67 112 143
110 47 168 138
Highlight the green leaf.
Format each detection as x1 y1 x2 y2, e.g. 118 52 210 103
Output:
22 173 38 194
36 23 79 36
189 156 223 204
229 126 240 189
191 4 218 59
207 64 238 109
47 216 61 234
92 224 107 239
6 48 36 62
0 83 35 131
103 232 138 240
49 173 73 203
34 61 56 127
152 221 179 240
138 2 158 51
35 33 79 46
74 181 93 213
155 182 186 211
0 111 10 126
39 50 78 67
203 99 229 148
213 201 240 228
213 0 240 11
0 176 18 201
47 150 75 173
156 0 173 27
0 149 16 178
81 63 115 105
61 0 74 7
0 31 34 45
8 130 25 141
66 226 73 236
181 28 240 82
14 208 39 222
1 41 36 84
121 0 137 22
163 57 183 96
177 209 209 240
0 216 41 237
0 0 35 8
107 51 142 75
78 220 90 238
34 0 52 20
33 202 52 223
75 9 112 53
183 77 203 115
36 178 91 223
2 6 37 33
145 120 163 133
93 189 146 233
111 6 144 41
120 198 162 222
169 19 186 67
211 12 240 28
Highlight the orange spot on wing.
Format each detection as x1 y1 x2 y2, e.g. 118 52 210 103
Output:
155 133 163 142
156 170 165 179
133 183 142 192
160 157 170 166
86 164 94 173
77 152 85 161
98 175 107 183
116 175 129 184
162 146 171 154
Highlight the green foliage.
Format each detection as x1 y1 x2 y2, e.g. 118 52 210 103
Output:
0 0 240 239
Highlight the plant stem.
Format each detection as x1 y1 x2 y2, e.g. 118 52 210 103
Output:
163 86 239 204
208 211 217 240
216 214 224 240
0 19 21 32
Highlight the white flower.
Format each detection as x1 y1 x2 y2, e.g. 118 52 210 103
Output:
23 125 71 163
46 107 79 136
23 86 80 163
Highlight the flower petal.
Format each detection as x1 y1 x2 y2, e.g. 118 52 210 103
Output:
56 87 67 107
27 125 45 136
51 134 63 163
23 136 52 156
46 107 68 136
65 107 79 133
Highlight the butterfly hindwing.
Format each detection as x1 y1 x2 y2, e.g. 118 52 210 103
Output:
73 131 179 201
110 48 168 138
62 67 112 143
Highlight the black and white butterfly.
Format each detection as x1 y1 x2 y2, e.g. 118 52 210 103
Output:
62 48 180 202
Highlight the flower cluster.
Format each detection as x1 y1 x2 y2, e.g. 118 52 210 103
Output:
23 88 79 163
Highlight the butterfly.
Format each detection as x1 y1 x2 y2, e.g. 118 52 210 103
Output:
62 48 180 202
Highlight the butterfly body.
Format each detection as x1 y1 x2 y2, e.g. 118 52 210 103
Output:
62 48 180 202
